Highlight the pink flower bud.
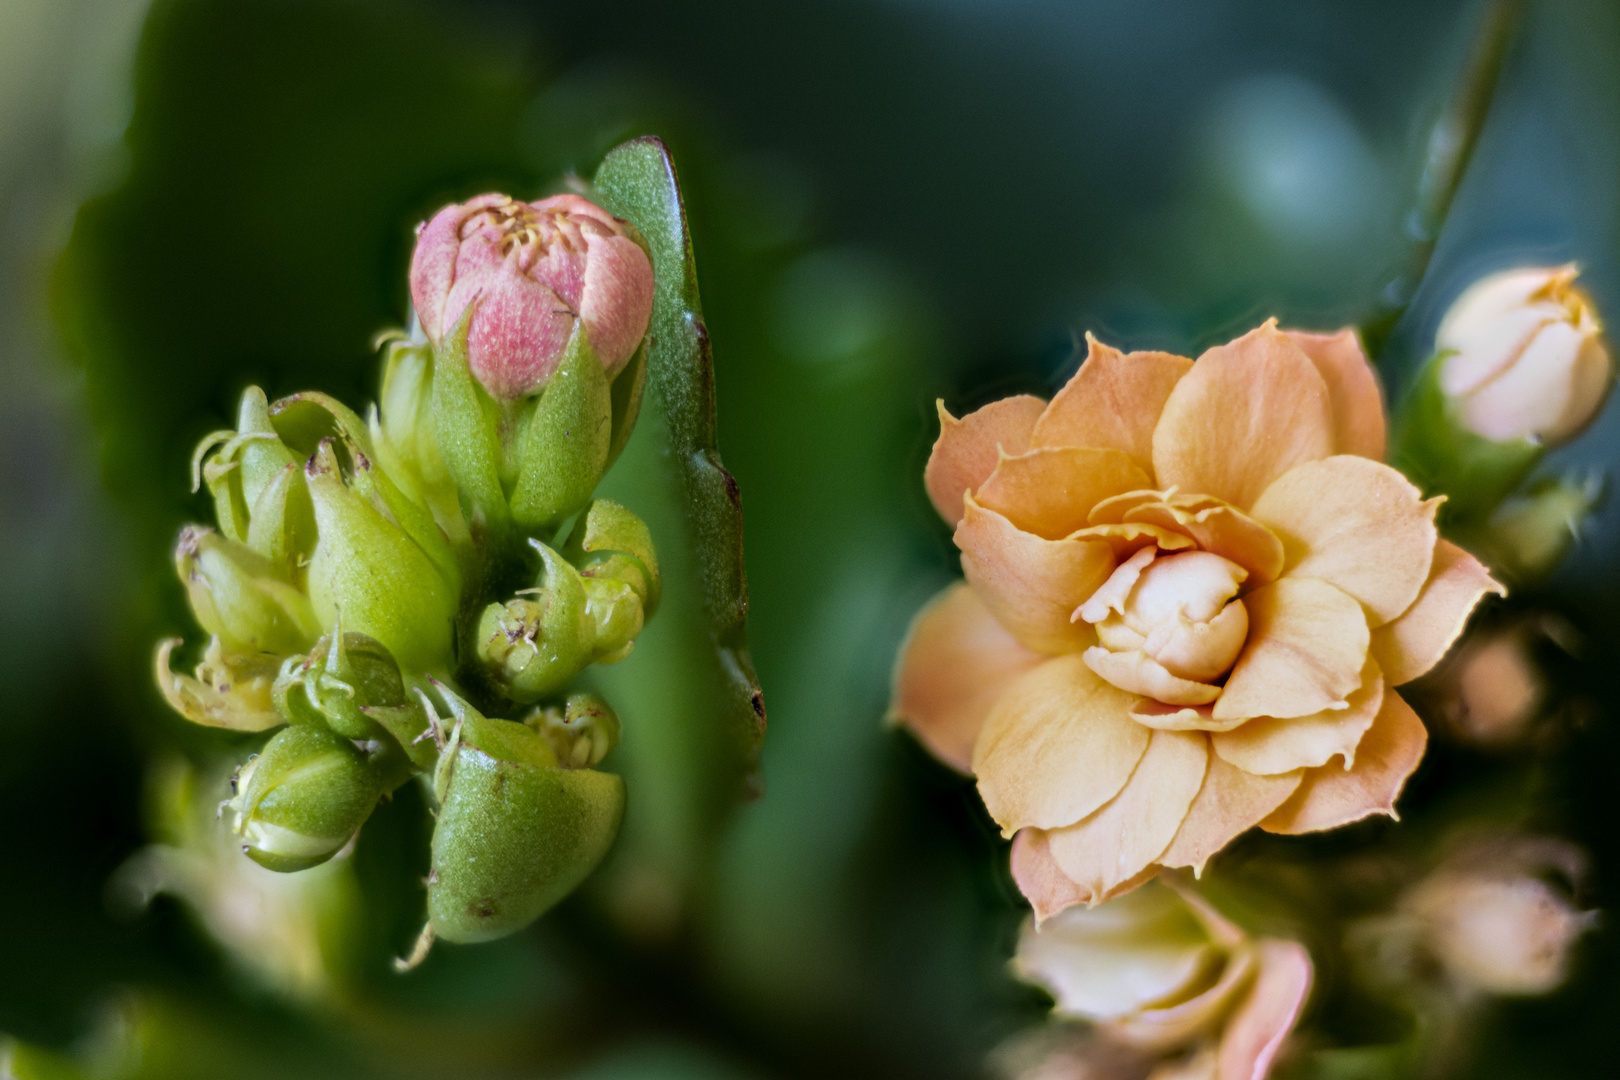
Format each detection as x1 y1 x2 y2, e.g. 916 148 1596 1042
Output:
409 193 654 400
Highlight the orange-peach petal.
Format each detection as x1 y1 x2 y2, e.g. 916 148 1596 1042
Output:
973 654 1152 836
1012 829 1159 923
925 396 1045 526
1217 939 1313 1080
957 497 1116 655
976 446 1152 540
1159 757 1304 875
1120 496 1287 585
889 583 1045 773
1284 328 1387 460
1212 659 1384 776
1250 456 1438 627
1261 690 1427 835
1066 522 1196 560
1030 335 1195 468
1130 700 1252 734
1214 578 1370 723
1046 730 1209 899
1151 322 1335 512
1083 647 1223 706
1371 539 1506 685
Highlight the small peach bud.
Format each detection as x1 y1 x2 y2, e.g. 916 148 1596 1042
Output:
410 193 653 400
1437 265 1612 445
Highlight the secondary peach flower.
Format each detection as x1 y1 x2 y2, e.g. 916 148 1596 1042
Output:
1013 878 1312 1080
892 322 1503 917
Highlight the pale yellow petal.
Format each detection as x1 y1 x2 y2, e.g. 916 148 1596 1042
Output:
1107 941 1259 1052
973 654 1152 836
957 496 1116 654
1031 335 1194 468
1212 658 1384 775
1083 647 1222 706
1261 690 1427 835
889 583 1044 773
924 395 1045 526
1216 939 1313 1080
1371 539 1505 685
1214 578 1370 723
1283 328 1387 460
1151 322 1335 512
1158 757 1304 875
1046 729 1209 899
1130 700 1251 734
1012 829 1159 923
977 446 1152 540
1250 456 1438 626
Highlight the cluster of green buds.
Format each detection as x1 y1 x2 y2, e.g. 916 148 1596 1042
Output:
157 190 658 955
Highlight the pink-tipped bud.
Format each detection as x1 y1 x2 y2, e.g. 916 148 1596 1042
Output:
409 193 654 400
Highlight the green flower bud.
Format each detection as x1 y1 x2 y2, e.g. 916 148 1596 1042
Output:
228 726 382 872
422 686 622 943
304 439 458 673
174 526 320 656
563 498 661 611
274 628 410 740
474 541 593 702
155 636 283 732
370 335 469 550
581 578 643 663
193 386 300 545
528 692 621 769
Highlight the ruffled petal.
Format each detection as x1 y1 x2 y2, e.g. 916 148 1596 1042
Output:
1214 578 1370 722
1216 939 1313 1080
890 583 1044 773
977 446 1152 540
1370 539 1505 685
1250 456 1438 627
1130 701 1251 734
1151 322 1335 512
1283 328 1386 460
1095 493 1286 585
1046 730 1210 900
1158 757 1304 875
1261 690 1427 835
957 497 1116 654
973 654 1152 835
1012 829 1158 923
1031 335 1194 469
1067 522 1196 560
925 396 1045 526
1212 659 1384 776
1084 647 1223 706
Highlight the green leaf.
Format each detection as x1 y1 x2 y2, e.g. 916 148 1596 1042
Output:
591 137 766 783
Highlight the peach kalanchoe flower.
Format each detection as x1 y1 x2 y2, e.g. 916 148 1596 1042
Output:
1014 879 1312 1080
892 322 1504 917
410 193 655 400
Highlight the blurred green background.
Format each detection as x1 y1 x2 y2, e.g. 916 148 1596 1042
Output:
3 0 1620 1077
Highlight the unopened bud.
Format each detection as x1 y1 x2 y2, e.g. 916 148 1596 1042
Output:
409 193 653 400
303 439 458 672
274 629 412 743
174 526 320 656
193 386 301 546
228 726 381 872
564 499 661 610
475 541 593 701
529 692 621 768
1438 265 1612 446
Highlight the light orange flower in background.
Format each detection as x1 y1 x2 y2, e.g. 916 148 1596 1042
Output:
892 322 1503 919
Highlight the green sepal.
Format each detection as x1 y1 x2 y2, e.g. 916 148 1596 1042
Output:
242 460 317 578
508 326 613 533
372 337 470 551
427 746 623 943
230 725 381 873
195 386 300 544
269 390 376 460
429 308 509 531
174 525 321 655
606 337 648 469
272 629 411 742
347 444 461 597
472 540 593 702
304 440 458 672
1391 352 1544 525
